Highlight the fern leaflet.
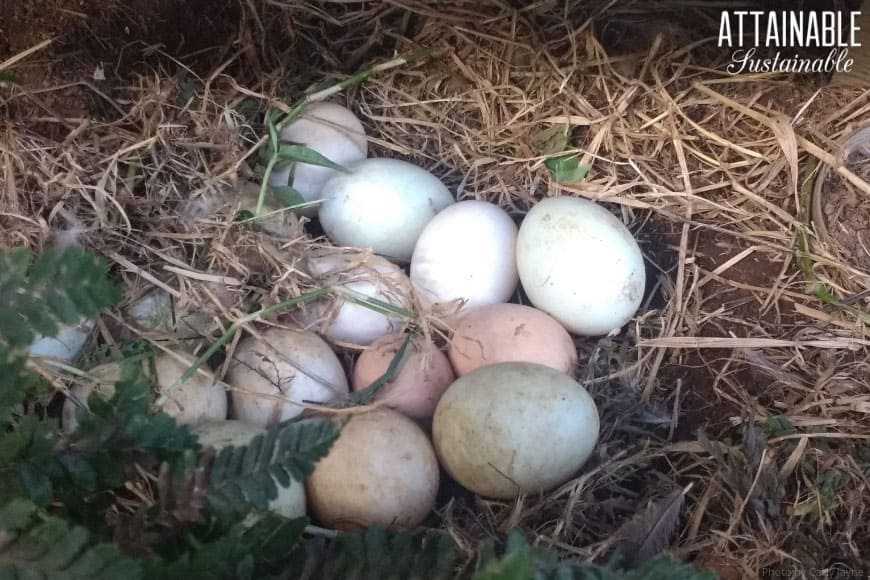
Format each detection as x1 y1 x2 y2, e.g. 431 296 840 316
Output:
207 418 339 519
0 499 143 580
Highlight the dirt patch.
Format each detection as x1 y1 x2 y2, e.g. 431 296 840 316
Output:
821 143 870 273
642 221 796 439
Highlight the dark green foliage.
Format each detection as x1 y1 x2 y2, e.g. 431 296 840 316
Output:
0 499 143 580
207 418 339 519
315 526 458 580
59 373 200 494
0 247 121 422
0 247 120 352
145 514 306 580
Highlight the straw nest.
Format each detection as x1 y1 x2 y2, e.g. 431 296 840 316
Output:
3 0 870 577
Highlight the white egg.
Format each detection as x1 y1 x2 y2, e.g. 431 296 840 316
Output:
268 102 368 217
318 158 455 263
432 362 599 499
191 420 307 520
516 196 645 336
291 251 412 346
226 328 349 427
410 200 518 312
28 318 95 362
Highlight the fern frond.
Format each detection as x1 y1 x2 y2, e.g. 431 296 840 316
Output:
206 418 339 519
0 499 143 580
58 375 200 494
0 247 120 421
145 513 306 580
316 526 458 580
0 247 120 353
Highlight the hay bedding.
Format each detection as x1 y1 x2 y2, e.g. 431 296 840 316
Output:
2 0 870 577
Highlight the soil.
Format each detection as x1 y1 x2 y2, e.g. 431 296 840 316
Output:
640 220 796 439
821 144 870 273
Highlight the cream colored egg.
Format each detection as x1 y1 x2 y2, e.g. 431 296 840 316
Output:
516 196 645 336
318 158 455 263
306 408 439 530
410 200 518 312
191 420 306 519
448 303 576 376
291 251 413 346
226 328 348 427
268 102 368 217
154 352 228 426
432 362 599 499
351 333 455 420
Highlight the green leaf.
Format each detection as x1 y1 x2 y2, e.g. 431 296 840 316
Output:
234 210 255 222
276 144 351 173
0 72 20 84
268 185 306 209
0 502 143 580
545 155 589 183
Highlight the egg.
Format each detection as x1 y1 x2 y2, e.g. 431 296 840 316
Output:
448 303 576 376
191 420 306 519
410 200 518 312
268 102 368 217
351 333 455 420
432 362 599 499
516 196 645 336
226 328 349 427
28 318 95 362
306 408 439 530
318 158 455 262
289 251 413 347
155 352 228 425
61 352 227 433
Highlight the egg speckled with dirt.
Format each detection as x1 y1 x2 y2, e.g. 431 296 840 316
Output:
432 361 599 499
306 408 439 530
516 196 645 336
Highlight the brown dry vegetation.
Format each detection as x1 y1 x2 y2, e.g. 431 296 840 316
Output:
2 1 870 578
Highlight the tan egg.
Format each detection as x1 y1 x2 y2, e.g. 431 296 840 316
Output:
351 334 455 420
306 408 439 530
154 352 228 426
448 303 577 376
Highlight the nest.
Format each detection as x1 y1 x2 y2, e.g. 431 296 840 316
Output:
3 0 870 576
